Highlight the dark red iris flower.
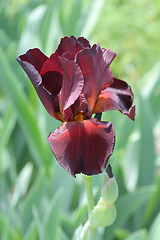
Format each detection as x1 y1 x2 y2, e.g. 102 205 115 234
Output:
17 36 135 177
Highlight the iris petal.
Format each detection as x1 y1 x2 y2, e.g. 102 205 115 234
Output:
76 44 114 110
40 52 63 76
77 37 91 49
42 71 63 96
56 36 90 60
102 48 117 66
57 36 82 60
19 48 48 72
59 57 84 121
48 119 115 177
40 36 90 82
16 57 61 120
94 78 135 120
74 94 92 119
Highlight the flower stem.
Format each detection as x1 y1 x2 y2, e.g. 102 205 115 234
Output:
84 175 97 240
84 175 94 211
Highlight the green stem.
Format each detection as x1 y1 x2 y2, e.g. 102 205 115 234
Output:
84 175 97 240
84 175 94 212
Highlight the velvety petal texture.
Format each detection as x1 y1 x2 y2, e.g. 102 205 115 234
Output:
56 36 91 60
19 48 48 72
75 44 115 110
74 94 92 119
59 57 84 121
40 52 63 76
48 119 115 177
94 78 135 120
17 36 135 177
102 48 116 65
40 36 90 75
16 56 61 121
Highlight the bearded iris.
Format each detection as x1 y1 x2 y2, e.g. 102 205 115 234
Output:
17 36 135 177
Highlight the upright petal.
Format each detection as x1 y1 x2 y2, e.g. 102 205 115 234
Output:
48 119 115 177
59 57 84 121
40 52 63 76
37 36 90 75
77 37 91 49
102 48 116 65
19 48 48 72
76 44 114 110
41 71 63 96
16 57 61 121
94 78 135 120
56 36 90 60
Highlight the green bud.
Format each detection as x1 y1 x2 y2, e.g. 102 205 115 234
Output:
103 171 111 184
90 203 116 227
101 176 118 205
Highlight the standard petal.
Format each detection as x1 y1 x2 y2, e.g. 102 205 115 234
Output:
102 48 116 65
48 119 115 177
17 57 61 120
77 37 91 49
56 36 88 60
40 52 63 76
94 78 135 120
76 44 114 110
38 37 91 97
59 57 84 121
40 36 89 75
19 48 48 73
41 71 63 96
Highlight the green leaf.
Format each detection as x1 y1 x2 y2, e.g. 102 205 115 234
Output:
61 213 75 238
0 46 51 167
40 0 63 54
73 225 83 240
137 96 155 186
0 212 20 240
143 176 160 225
24 221 38 240
54 163 76 211
139 62 160 120
114 228 131 240
10 163 33 208
140 62 160 100
44 190 62 240
66 0 82 35
21 169 46 233
104 186 155 240
116 186 155 226
148 212 160 240
58 228 70 240
0 28 11 50
122 132 140 191
125 229 147 240
73 205 88 229
0 105 16 164
79 0 105 37
18 5 46 53
32 206 45 240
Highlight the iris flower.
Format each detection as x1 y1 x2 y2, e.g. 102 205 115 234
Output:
17 36 135 177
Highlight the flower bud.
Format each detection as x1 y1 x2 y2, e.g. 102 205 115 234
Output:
89 201 116 227
101 176 118 205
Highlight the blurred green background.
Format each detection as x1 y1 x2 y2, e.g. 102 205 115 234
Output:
0 0 160 239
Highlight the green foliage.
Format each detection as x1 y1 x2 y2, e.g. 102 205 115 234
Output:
0 0 160 239
125 229 147 240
